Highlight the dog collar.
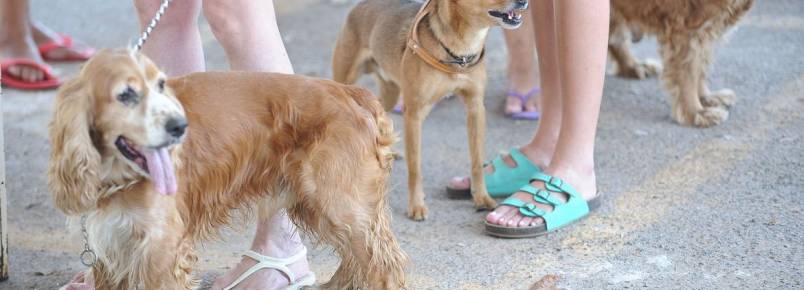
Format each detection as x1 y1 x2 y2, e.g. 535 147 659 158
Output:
406 0 485 74
439 40 485 68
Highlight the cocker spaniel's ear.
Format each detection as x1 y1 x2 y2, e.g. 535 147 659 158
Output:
47 77 101 215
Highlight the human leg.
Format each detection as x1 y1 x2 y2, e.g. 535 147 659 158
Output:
133 0 205 76
487 0 608 230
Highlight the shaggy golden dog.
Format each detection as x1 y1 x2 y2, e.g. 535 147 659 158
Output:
608 0 755 127
332 0 529 220
48 49 407 289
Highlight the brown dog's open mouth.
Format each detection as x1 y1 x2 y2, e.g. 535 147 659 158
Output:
115 135 179 196
116 136 148 173
489 0 528 27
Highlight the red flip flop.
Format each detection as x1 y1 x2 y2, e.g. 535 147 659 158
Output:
39 33 95 62
1 58 62 90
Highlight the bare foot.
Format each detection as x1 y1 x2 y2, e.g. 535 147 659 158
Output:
485 166 597 228
31 20 94 60
504 56 541 116
0 30 48 83
448 146 550 191
210 245 312 290
505 88 541 117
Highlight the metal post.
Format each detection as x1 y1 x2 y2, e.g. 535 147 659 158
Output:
0 89 8 281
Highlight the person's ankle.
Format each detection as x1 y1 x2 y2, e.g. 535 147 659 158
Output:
506 65 538 92
252 238 306 258
543 165 597 199
519 143 554 169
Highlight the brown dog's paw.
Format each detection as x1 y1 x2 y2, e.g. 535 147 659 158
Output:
691 107 730 127
407 204 428 221
472 194 497 211
701 89 736 108
616 58 662 79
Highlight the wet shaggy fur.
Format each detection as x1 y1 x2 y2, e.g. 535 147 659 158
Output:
48 49 407 289
608 0 755 127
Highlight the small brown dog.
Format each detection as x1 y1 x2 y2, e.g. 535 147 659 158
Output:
332 0 529 220
608 0 755 127
48 49 406 289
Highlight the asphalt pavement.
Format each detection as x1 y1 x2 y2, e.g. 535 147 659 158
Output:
1 0 802 289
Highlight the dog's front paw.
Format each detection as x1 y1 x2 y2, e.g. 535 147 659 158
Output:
407 203 428 221
617 58 662 79
682 107 729 127
472 193 497 211
701 89 736 108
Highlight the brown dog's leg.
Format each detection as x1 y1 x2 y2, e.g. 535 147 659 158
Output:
697 42 736 109
293 180 407 288
459 87 496 210
374 74 401 112
658 32 728 127
608 14 660 79
332 20 366 84
402 90 435 221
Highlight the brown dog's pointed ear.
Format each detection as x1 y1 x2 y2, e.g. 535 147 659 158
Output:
47 77 101 215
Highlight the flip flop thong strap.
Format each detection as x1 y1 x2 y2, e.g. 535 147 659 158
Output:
507 87 540 102
223 248 307 290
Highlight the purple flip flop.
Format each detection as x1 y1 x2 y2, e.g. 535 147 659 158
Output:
506 87 540 120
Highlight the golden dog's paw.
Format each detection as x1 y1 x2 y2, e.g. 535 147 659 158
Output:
701 89 736 108
691 106 730 127
407 204 428 221
641 58 663 78
472 194 497 211
616 58 662 79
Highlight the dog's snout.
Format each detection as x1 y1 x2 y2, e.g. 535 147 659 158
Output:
515 0 528 10
165 117 188 138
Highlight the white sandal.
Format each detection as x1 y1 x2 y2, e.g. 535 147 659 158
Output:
223 247 316 290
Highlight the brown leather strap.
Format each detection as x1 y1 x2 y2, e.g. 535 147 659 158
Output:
406 0 483 75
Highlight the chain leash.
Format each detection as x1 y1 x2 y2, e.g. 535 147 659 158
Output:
133 0 173 51
79 215 97 267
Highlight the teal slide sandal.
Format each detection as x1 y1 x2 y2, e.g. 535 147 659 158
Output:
485 172 601 238
446 148 541 199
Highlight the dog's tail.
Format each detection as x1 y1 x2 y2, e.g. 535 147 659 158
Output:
344 84 397 170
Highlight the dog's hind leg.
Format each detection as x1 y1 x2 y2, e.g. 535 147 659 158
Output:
332 20 368 84
658 32 728 127
373 72 401 112
608 15 660 79
292 179 407 288
696 40 736 108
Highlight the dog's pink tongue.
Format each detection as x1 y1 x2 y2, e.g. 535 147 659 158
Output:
144 148 177 196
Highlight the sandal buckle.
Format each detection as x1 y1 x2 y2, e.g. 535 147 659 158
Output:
549 176 563 187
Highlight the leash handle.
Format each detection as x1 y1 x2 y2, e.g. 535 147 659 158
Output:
134 0 172 51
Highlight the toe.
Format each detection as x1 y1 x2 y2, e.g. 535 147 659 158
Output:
448 176 470 190
507 214 524 228
505 96 523 114
486 206 510 223
497 207 519 226
519 217 534 227
530 217 545 227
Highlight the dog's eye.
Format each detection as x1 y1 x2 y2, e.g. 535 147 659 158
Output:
158 79 166 92
117 87 139 106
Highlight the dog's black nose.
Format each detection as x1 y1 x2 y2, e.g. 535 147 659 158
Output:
165 117 188 138
516 0 528 9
